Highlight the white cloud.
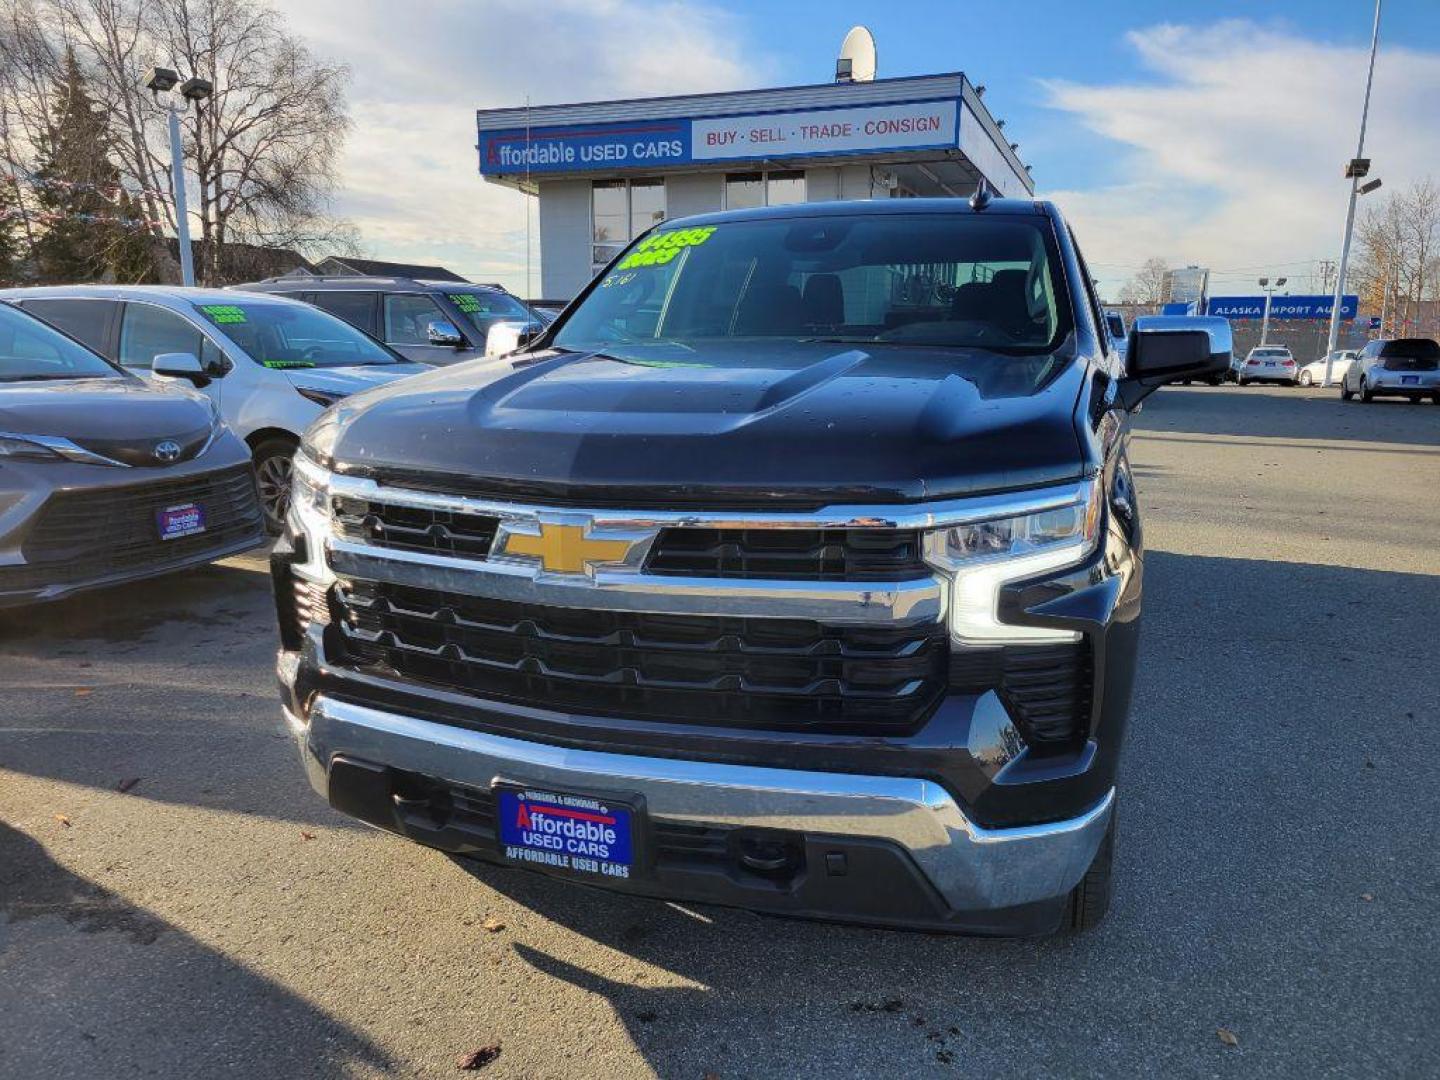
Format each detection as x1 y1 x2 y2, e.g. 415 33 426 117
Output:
280 0 773 292
1041 21 1440 296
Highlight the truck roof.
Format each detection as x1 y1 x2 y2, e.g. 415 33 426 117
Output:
660 196 1051 230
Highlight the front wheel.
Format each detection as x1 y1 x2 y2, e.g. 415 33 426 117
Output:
1299 371 1313 387
1066 812 1115 932
252 436 299 534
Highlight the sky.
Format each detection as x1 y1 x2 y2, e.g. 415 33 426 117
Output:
282 0 1440 299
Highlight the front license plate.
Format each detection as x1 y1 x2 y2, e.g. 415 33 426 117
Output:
496 786 636 880
156 502 206 540
1402 375 1419 385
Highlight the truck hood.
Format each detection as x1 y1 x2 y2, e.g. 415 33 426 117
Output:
281 363 428 397
323 342 1087 506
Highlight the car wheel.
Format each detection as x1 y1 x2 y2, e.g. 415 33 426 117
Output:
1299 371 1313 386
1066 810 1115 932
1359 378 1373 403
1238 378 1249 386
1432 393 1440 405
253 436 298 535
1207 375 1223 386
1341 380 1354 401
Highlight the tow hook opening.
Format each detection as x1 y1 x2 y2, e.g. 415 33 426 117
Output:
734 831 805 879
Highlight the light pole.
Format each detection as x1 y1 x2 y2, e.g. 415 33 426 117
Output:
1259 276 1287 346
1322 0 1383 386
142 67 212 287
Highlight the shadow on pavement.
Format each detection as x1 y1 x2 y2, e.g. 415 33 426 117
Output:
1137 385 1440 447
445 549 1439 1078
0 821 392 1078
0 555 354 829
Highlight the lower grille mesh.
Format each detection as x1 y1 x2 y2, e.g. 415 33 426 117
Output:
334 580 947 735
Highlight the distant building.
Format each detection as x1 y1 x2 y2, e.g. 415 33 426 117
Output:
160 239 313 284
1162 266 1210 307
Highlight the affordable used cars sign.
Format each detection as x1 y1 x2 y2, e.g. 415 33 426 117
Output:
478 99 959 175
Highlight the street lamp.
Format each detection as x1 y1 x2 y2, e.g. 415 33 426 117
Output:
143 66 212 287
1322 0 1383 387
1259 276 1287 346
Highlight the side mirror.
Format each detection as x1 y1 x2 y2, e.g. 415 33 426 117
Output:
1118 316 1232 408
425 319 465 348
153 351 209 386
484 321 539 358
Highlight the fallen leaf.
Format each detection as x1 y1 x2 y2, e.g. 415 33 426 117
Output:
54 814 72 828
73 688 93 697
299 830 316 841
456 1044 501 1071
1361 892 1374 902
116 777 142 794
936 1049 956 1065
481 915 505 933
702 1073 720 1080
1217 1027 1240 1048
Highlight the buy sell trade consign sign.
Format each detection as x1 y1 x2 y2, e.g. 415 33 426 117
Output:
478 98 960 176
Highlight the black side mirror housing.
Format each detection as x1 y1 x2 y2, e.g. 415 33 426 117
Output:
1118 316 1232 409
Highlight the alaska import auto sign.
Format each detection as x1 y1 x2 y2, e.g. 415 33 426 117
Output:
1207 295 1359 320
478 98 959 176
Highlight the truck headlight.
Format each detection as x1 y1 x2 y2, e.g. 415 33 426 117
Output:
923 476 1103 645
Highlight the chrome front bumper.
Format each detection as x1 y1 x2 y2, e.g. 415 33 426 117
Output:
287 693 1113 913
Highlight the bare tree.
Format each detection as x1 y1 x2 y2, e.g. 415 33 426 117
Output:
1 0 355 283
1352 177 1440 335
1119 256 1169 305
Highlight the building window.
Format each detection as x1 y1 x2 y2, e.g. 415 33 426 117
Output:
725 170 807 209
592 178 666 274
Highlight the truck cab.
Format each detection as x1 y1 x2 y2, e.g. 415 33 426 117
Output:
273 198 1228 934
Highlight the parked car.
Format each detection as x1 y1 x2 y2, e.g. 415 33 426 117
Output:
1297 349 1355 387
273 197 1230 935
0 300 263 607
0 286 428 531
526 299 568 325
233 276 544 366
1235 345 1297 385
1104 311 1128 365
1341 337 1440 403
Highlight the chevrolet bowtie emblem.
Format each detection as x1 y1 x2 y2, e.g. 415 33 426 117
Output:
501 523 635 574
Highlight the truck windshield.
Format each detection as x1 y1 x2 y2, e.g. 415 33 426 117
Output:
554 212 1073 358
0 303 121 381
194 301 399 369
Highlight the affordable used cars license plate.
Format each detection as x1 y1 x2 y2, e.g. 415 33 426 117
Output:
496 786 635 880
156 502 206 540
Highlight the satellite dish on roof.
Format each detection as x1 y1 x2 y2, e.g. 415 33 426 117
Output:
836 26 877 83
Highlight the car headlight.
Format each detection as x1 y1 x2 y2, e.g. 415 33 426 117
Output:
295 385 349 408
299 408 344 467
290 451 332 517
923 476 1103 645
0 434 65 461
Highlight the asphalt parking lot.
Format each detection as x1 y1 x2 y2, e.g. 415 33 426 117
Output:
2 384 1438 1080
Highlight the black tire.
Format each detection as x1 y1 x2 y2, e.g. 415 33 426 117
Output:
252 436 298 535
1207 375 1223 386
1340 378 1354 400
1432 393 1440 405
1359 378 1373 404
1238 378 1249 387
1066 811 1115 932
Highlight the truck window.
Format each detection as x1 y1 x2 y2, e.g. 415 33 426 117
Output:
557 213 1073 366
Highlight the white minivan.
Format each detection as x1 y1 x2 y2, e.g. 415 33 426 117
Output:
0 286 428 530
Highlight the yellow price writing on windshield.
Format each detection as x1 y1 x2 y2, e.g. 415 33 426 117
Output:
616 226 717 270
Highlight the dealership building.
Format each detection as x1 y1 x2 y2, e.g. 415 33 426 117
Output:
475 70 1033 300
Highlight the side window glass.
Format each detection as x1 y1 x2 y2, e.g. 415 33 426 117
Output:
118 304 204 370
20 299 113 356
1067 229 1109 358
309 291 377 334
384 294 449 345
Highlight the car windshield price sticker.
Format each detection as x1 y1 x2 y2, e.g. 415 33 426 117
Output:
497 788 633 879
616 226 716 269
199 304 247 324
449 294 483 313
